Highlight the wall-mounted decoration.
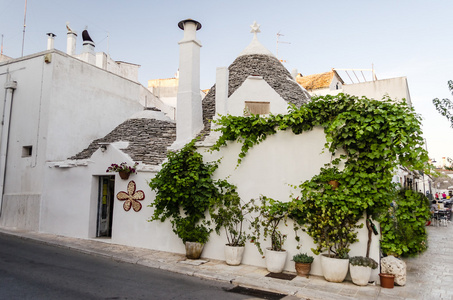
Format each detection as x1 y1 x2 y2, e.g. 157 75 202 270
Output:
116 181 145 212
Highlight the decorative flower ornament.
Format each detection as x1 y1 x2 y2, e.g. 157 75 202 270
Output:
106 162 138 174
116 181 145 212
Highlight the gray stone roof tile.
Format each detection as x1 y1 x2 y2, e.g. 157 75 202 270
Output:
200 54 311 137
70 118 176 166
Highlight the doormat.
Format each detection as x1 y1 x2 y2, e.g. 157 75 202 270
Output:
265 272 297 280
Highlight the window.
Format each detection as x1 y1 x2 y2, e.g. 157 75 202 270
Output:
22 146 32 157
244 101 270 116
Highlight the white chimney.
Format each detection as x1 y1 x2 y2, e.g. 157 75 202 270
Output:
82 27 95 54
46 33 56 50
291 68 298 80
174 19 203 147
215 67 228 117
66 23 77 55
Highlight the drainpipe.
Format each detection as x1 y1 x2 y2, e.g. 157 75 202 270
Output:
0 79 17 217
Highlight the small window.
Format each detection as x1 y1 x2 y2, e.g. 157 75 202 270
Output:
244 101 270 116
22 146 32 157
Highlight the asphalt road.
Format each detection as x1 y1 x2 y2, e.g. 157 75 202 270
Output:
0 233 280 300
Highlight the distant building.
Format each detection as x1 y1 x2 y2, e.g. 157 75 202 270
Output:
296 70 344 93
147 73 206 115
297 69 412 106
0 54 12 63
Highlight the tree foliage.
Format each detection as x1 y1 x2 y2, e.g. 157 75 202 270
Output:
209 180 248 246
246 196 290 255
379 189 430 257
433 80 453 128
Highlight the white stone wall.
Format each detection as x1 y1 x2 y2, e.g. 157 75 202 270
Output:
0 52 53 198
343 77 412 105
198 127 380 279
46 52 144 160
309 77 412 106
139 86 175 120
75 51 140 82
0 194 41 229
38 126 380 280
0 50 147 231
227 76 290 116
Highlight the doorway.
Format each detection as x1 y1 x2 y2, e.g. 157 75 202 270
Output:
96 176 115 237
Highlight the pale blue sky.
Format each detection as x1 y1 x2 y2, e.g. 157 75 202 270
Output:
1 0 452 162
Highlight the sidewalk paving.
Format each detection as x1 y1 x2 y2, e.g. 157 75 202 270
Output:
1 224 452 300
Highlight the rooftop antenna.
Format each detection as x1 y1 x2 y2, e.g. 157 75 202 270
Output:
1 34 3 55
276 31 290 63
21 0 27 57
372 63 377 81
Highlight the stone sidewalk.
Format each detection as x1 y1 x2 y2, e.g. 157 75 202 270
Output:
0 224 451 300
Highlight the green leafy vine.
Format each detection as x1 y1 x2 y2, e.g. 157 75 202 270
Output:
148 139 219 244
211 93 431 257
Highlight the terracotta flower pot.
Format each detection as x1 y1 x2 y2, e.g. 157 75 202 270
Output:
379 273 395 288
118 171 130 180
295 262 312 277
328 180 339 190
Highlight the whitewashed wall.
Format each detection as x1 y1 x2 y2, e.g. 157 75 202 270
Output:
47 52 144 160
198 127 380 279
309 77 412 106
37 125 380 280
0 50 147 231
0 52 54 229
228 76 290 116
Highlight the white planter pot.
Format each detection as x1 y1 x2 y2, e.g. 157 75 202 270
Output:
321 254 349 282
185 242 204 259
265 248 287 273
224 245 245 266
350 264 372 286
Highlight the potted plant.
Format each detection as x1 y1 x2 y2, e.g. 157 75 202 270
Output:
292 253 314 277
173 218 211 259
321 164 341 190
379 273 395 289
148 140 218 259
349 256 378 286
294 167 363 282
246 196 290 273
210 180 248 265
106 162 138 180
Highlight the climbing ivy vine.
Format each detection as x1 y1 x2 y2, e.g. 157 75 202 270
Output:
211 93 431 257
148 139 219 244
379 188 431 257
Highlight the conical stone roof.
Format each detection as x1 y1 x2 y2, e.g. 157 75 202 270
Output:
70 111 176 166
200 27 311 137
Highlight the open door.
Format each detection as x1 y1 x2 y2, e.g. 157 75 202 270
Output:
96 176 115 237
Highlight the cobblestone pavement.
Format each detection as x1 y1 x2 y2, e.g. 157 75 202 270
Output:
0 224 451 300
393 223 453 300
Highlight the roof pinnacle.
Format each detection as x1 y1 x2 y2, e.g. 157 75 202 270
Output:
250 21 261 38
